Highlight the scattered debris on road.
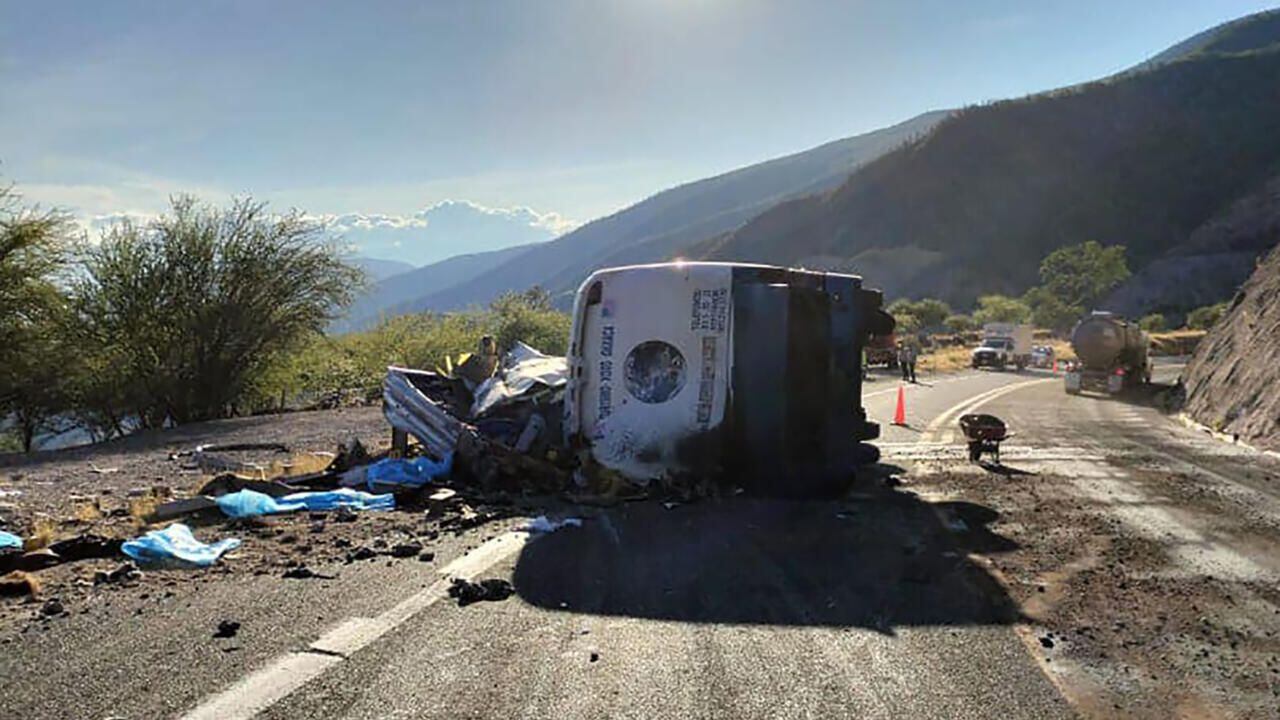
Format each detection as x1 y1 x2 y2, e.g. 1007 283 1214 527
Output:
448 577 514 606
93 562 142 585
520 516 583 534
121 524 241 567
0 571 41 597
213 619 240 639
282 566 336 580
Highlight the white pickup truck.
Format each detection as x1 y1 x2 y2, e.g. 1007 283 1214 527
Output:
971 323 1034 371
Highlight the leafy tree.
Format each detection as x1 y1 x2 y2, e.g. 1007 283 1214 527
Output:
1038 241 1130 311
488 287 571 355
893 312 922 335
0 185 76 451
912 298 951 329
943 314 978 333
886 298 914 319
1023 286 1082 333
1139 313 1167 332
1185 302 1228 330
972 294 1031 324
887 298 950 330
890 295 952 330
73 196 365 426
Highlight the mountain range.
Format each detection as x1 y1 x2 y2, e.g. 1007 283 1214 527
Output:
345 8 1280 328
338 110 946 329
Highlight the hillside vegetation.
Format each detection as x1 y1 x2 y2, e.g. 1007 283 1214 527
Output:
698 36 1280 307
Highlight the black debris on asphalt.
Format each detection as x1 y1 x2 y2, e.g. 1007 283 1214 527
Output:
213 619 241 639
282 566 336 580
447 577 513 606
93 562 142 585
389 542 422 558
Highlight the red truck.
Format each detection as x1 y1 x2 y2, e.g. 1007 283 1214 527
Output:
866 332 898 368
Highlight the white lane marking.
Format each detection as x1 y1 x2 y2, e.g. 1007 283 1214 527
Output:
182 652 341 720
309 617 394 657
182 530 530 720
923 377 1058 442
861 371 993 400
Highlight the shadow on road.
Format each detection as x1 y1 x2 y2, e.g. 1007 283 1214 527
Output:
977 461 1038 477
512 488 1023 633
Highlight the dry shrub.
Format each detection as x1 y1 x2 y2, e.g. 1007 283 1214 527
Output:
23 518 57 551
0 571 42 597
73 500 103 524
128 496 158 527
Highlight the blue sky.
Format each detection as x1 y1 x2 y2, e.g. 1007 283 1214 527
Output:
2 0 1276 264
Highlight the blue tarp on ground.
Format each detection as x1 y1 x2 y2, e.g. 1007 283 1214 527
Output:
0 530 22 550
121 523 240 567
215 488 395 519
364 454 452 490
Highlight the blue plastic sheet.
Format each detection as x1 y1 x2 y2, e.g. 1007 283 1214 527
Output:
216 489 300 518
282 488 395 512
216 488 395 518
365 454 452 490
121 523 241 567
0 530 22 550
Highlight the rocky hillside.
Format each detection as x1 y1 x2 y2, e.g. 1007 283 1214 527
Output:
1105 173 1280 317
696 10 1280 308
1182 242 1280 452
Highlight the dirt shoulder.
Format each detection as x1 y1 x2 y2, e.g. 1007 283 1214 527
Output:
0 407 540 633
0 407 390 523
906 460 1280 719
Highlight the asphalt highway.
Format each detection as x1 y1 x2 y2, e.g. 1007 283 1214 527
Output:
11 360 1262 719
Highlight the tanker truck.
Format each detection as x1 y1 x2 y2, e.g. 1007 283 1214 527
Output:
1064 311 1152 395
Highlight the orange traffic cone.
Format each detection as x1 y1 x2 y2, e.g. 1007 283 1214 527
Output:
893 386 907 426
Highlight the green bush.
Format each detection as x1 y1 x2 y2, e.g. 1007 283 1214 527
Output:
72 196 364 428
1139 313 1167 332
887 298 951 331
973 294 1031 324
1023 286 1082 333
0 185 77 451
250 287 572 409
943 313 978 333
1185 302 1228 330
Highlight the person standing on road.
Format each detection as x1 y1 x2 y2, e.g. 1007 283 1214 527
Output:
898 341 918 383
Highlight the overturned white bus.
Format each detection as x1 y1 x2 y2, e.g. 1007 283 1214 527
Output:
563 262 892 496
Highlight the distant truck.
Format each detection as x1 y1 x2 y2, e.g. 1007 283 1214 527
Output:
865 332 898 368
971 323 1033 370
1064 312 1152 395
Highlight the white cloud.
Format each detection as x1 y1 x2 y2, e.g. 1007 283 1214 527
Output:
84 210 157 234
18 174 575 267
319 200 577 266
